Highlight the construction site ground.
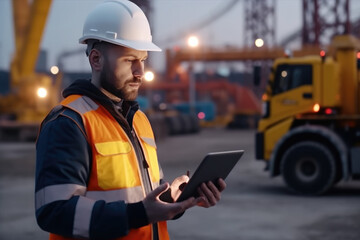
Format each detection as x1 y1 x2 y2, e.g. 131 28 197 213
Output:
1 128 360 240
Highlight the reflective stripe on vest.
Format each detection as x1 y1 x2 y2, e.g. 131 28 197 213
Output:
48 95 169 240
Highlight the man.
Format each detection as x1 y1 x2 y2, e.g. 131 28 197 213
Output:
35 1 226 239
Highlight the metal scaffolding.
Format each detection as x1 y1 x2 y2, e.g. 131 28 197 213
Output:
302 0 350 46
244 0 276 48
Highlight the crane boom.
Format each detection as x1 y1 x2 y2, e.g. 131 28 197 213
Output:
11 0 52 84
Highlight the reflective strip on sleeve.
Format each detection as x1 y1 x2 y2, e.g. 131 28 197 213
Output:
35 184 87 210
67 96 98 114
73 196 95 239
86 185 145 203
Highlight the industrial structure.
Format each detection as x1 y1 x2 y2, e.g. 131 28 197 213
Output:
154 0 359 129
244 0 276 48
1 0 360 141
302 0 350 46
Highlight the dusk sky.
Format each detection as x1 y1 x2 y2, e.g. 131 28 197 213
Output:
1 0 359 72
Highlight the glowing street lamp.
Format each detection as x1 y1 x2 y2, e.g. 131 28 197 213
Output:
144 71 155 82
144 70 155 109
50 65 59 75
255 38 264 48
37 87 48 98
187 35 200 115
187 35 199 48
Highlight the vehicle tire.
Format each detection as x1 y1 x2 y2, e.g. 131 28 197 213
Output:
165 115 182 135
179 114 193 133
280 141 336 195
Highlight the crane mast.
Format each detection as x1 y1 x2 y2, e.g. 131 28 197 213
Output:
0 0 55 141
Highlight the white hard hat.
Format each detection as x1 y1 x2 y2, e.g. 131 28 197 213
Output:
79 0 161 52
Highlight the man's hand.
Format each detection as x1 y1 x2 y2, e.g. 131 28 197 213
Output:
169 176 227 208
144 178 227 223
196 178 226 208
143 183 201 223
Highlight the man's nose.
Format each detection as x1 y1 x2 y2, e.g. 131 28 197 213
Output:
133 61 144 79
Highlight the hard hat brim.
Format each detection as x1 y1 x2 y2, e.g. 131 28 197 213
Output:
79 36 162 52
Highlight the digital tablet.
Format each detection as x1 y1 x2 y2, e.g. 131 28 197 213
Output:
176 150 244 202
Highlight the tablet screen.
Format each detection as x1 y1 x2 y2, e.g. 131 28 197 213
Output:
176 150 244 202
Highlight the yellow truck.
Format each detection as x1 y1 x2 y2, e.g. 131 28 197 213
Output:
256 35 360 195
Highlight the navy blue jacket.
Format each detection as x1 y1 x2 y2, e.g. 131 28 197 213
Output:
35 80 157 239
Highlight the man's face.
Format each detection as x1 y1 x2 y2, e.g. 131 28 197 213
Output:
99 45 148 101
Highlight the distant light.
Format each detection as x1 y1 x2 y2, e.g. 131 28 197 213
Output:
262 93 268 101
144 71 155 82
217 67 230 77
281 70 288 78
313 103 320 112
188 36 199 48
50 66 59 75
325 108 333 115
197 112 206 120
284 49 293 58
37 87 48 98
320 50 326 57
159 103 167 110
255 38 264 48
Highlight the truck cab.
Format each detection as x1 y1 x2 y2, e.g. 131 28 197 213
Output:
256 35 360 195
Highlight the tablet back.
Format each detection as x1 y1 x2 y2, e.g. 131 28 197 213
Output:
176 150 244 202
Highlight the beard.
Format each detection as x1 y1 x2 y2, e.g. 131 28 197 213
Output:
99 67 141 101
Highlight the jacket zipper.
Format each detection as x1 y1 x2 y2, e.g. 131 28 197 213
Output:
130 129 153 194
130 128 159 240
112 106 159 240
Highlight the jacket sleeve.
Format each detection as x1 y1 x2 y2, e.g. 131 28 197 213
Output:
35 108 148 239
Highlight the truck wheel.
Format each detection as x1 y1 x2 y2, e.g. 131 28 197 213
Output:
280 141 336 195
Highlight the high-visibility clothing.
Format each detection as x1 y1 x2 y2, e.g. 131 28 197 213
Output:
48 94 169 240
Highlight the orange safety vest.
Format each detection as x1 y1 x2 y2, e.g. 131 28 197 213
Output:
50 95 169 240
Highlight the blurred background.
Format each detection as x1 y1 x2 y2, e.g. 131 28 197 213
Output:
1 0 360 239
1 0 360 137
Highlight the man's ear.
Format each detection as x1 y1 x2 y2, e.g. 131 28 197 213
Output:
89 49 103 71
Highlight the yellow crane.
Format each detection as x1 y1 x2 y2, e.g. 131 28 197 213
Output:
0 0 58 140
